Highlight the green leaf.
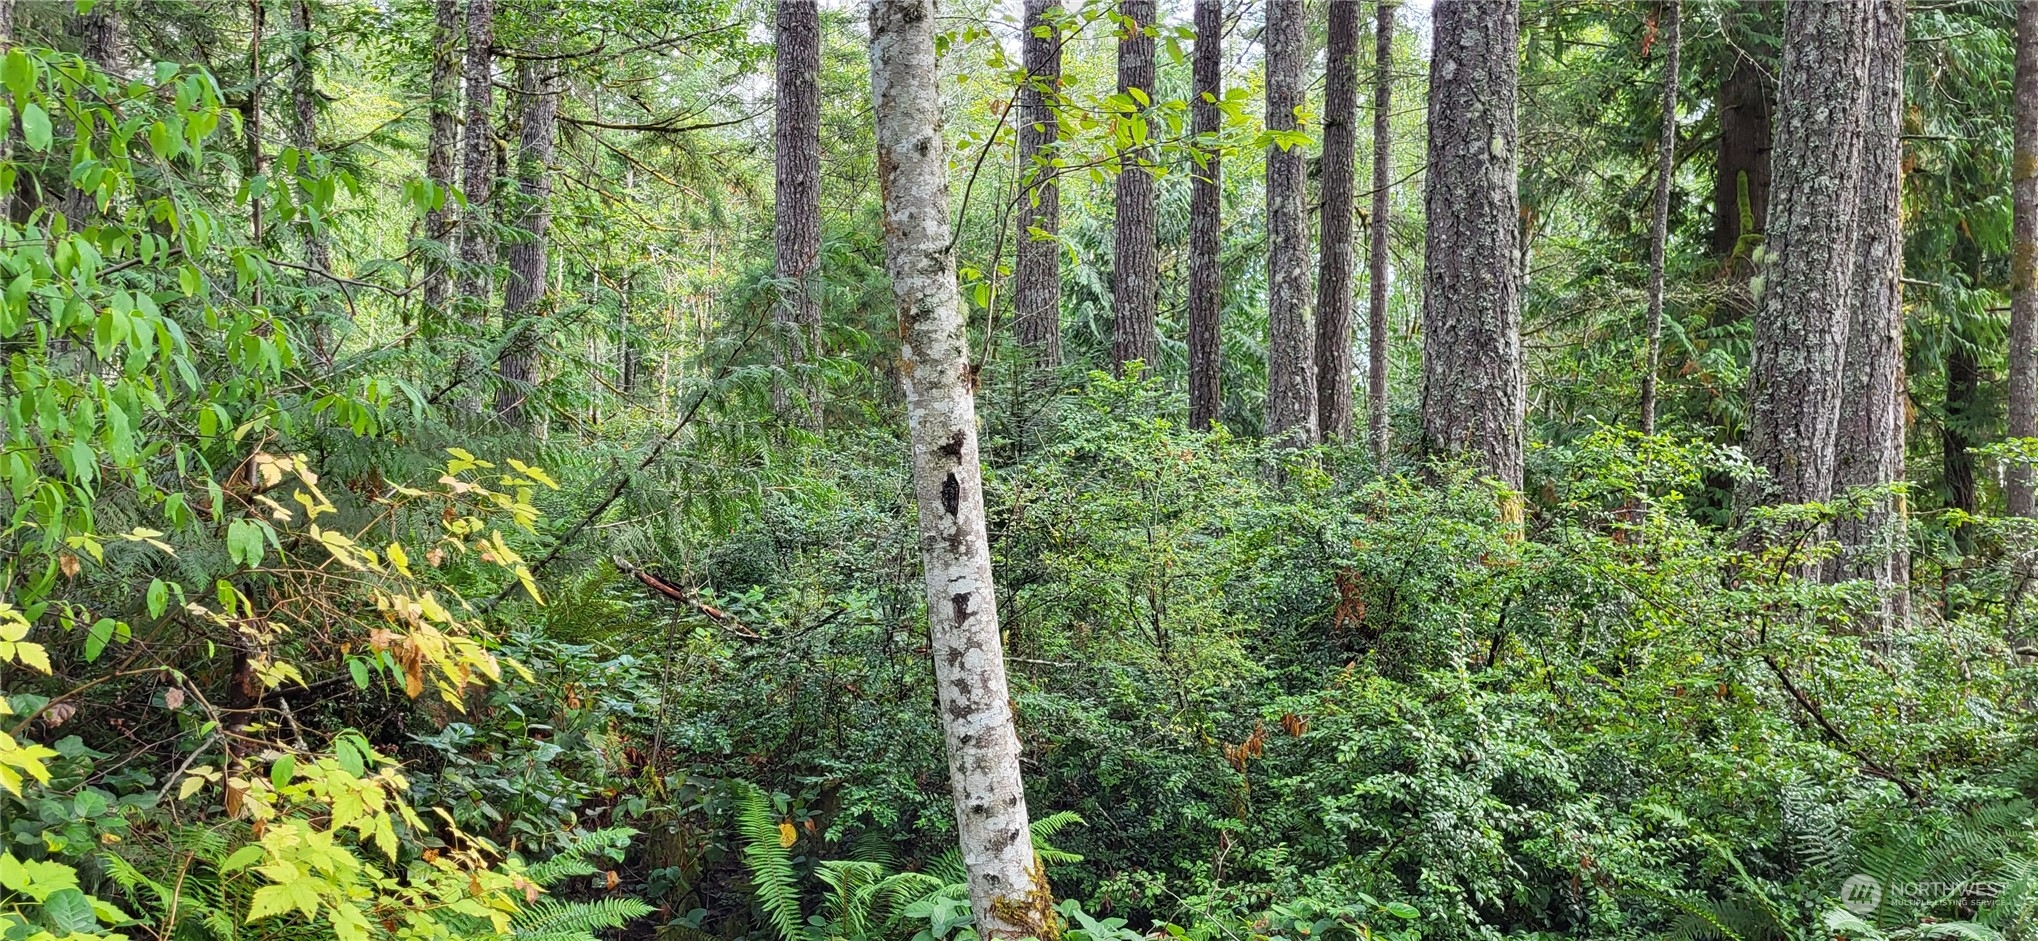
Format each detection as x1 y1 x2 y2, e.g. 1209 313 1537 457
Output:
270 753 295 788
41 888 99 934
19 102 50 151
347 657 370 689
82 618 114 663
146 579 168 619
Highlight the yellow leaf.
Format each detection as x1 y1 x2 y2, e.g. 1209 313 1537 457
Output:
178 774 207 800
387 542 411 576
777 821 797 848
12 643 49 674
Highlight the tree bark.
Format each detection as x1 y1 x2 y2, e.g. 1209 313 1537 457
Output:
1712 1 1777 262
774 0 822 428
1742 1 1873 510
452 0 496 414
1014 0 1063 372
491 59 559 425
1833 0 1908 622
1111 0 1158 373
1365 0 1395 466
1264 0 1314 447
1314 0 1360 442
1420 0 1522 490
1638 1 1679 437
246 0 265 305
866 5 1053 938
2010 0 2038 516
289 0 337 363
423 0 460 330
1187 0 1222 431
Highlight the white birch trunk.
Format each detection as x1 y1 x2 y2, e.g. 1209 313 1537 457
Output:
867 5 1055 938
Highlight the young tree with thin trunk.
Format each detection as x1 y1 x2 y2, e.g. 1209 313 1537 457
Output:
1833 0 1909 624
1365 0 1395 465
1264 0 1314 447
2010 0 2038 517
492 60 559 425
1638 2 1679 436
1315 0 1360 442
774 0 822 428
1111 0 1157 373
1014 0 1063 372
866 4 1054 937
1421 0 1522 490
1743 1 1874 510
422 0 460 327
1187 0 1222 430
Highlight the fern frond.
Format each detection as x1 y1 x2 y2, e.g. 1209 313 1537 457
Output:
514 897 655 941
734 782 808 941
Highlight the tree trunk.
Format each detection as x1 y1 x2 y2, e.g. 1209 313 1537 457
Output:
1187 0 1222 431
1264 0 1315 447
1314 0 1360 442
1833 1 1908 623
1365 0 1395 466
1712 1 1777 262
1945 343 1981 519
1420 0 1522 490
1638 1 1679 436
2010 0 2038 516
451 0 496 413
423 0 460 330
774 0 822 428
289 0 337 363
246 0 265 305
1742 1 1873 510
866 5 1053 937
1014 0 1063 372
1111 0 1158 373
491 60 559 425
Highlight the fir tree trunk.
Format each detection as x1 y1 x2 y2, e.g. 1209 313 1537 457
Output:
1111 0 1158 373
423 0 460 330
774 0 822 428
1743 0 1874 510
2010 0 2038 517
1712 1 1776 262
453 0 495 413
1638 1 1678 437
1366 0 1395 466
1314 0 1360 442
289 0 337 363
492 60 558 425
1187 0 1222 431
1420 0 1522 489
1833 0 1909 622
1014 0 1063 371
866 5 1054 937
1264 0 1315 447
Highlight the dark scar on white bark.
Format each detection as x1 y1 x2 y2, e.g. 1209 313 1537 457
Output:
951 592 973 625
941 472 961 515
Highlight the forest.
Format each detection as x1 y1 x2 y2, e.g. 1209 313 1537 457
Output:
0 0 2034 939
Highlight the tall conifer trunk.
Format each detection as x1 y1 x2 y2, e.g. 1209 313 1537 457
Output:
1187 0 1222 431
1015 0 1063 372
1420 0 1522 489
1743 1 1874 510
492 60 559 425
867 5 1054 936
1638 1 1678 436
1315 0 1360 442
2009 0 2038 516
774 0 822 428
1264 0 1315 447
423 0 460 328
1833 1 1909 622
1111 0 1158 373
1365 0 1395 465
